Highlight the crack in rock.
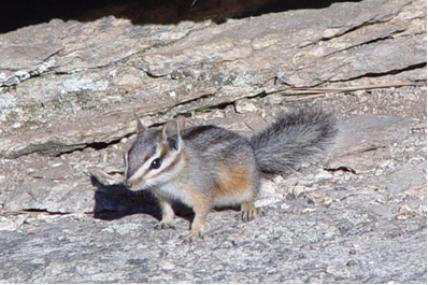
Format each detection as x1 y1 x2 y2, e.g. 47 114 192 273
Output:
0 50 60 87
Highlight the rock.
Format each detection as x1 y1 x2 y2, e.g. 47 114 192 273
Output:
385 162 426 194
321 196 333 208
0 0 426 283
0 216 26 231
396 205 417 220
234 100 258 113
0 0 425 160
314 170 333 182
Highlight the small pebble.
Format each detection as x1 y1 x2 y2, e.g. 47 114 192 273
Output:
321 196 333 208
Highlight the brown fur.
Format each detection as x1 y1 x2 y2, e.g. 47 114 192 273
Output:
160 143 169 157
215 163 250 198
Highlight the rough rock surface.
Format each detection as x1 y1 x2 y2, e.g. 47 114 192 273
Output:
0 0 426 283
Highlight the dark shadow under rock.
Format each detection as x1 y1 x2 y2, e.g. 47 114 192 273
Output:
1 0 362 33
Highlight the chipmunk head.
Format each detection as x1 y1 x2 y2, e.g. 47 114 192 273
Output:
125 116 186 191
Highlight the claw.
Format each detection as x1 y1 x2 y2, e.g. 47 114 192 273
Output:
181 230 204 243
155 222 175 230
241 202 258 222
242 211 248 222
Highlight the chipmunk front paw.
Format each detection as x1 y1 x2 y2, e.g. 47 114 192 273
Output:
154 221 176 230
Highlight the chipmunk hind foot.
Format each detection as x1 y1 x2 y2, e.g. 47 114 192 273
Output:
241 201 258 222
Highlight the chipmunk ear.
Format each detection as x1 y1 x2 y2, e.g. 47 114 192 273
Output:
175 115 185 131
134 113 146 134
161 116 185 149
162 116 185 137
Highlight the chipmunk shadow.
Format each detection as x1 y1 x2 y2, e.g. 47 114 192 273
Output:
91 175 206 223
91 174 240 222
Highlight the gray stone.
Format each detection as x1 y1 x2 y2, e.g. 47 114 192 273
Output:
0 0 426 283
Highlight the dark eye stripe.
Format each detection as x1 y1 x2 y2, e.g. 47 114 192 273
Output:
149 151 184 180
147 143 169 171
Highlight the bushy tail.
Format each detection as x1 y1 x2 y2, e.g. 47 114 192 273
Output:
250 107 337 173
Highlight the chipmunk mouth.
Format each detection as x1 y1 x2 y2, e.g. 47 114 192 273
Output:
126 178 151 191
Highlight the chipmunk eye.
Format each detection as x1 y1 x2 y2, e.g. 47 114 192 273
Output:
150 157 162 170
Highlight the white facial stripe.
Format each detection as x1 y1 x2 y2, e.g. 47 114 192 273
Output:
144 149 181 180
128 147 162 182
145 152 186 190
127 136 184 191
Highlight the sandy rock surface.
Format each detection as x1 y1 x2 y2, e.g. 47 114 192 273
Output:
0 0 426 283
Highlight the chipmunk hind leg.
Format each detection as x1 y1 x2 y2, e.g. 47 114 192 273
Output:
213 162 260 221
